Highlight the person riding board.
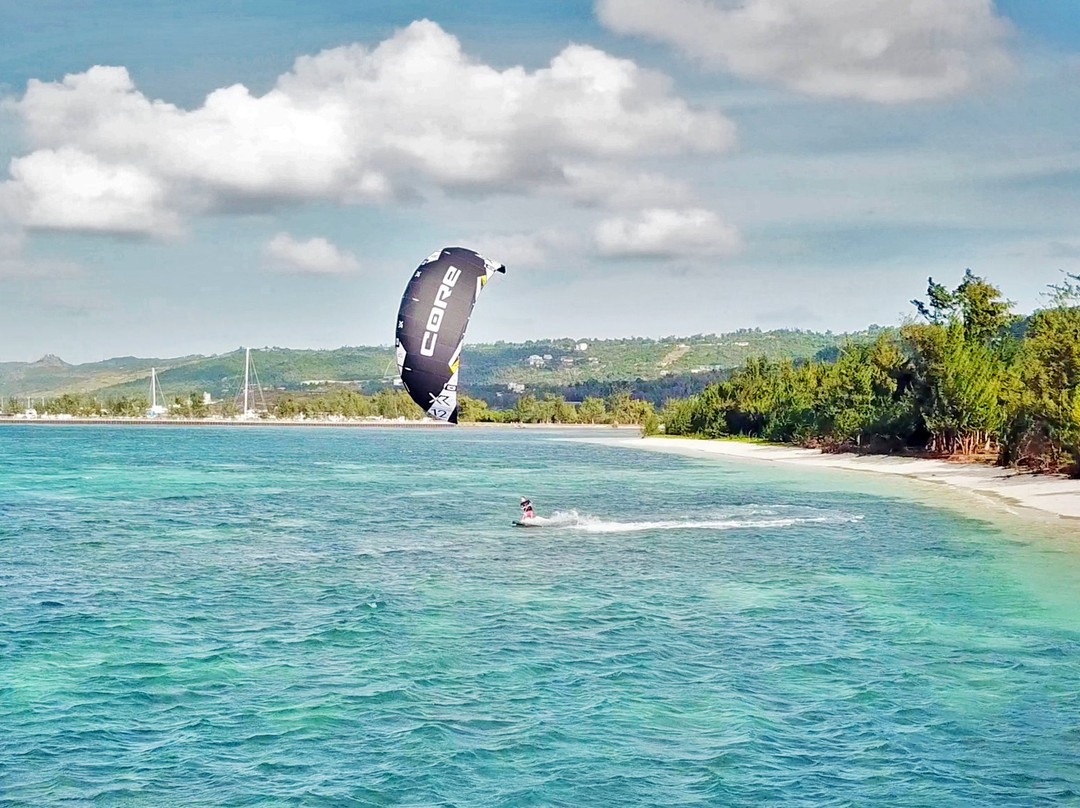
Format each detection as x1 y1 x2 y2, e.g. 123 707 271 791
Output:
520 497 535 519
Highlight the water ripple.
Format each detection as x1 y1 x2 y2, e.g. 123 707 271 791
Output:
2 426 1079 806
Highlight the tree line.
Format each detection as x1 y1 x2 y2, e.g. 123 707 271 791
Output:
1 385 661 427
459 391 657 428
660 272 1080 475
463 370 728 411
1 394 172 418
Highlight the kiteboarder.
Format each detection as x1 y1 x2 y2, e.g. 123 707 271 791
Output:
520 497 535 519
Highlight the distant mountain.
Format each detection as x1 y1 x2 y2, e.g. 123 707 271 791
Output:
29 354 70 369
0 329 880 401
0 354 204 398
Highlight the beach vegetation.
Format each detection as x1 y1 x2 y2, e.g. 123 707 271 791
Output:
577 396 607 424
661 272 1080 474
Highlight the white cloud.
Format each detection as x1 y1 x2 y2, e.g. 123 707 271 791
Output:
458 230 576 268
0 20 734 236
595 207 741 258
596 0 1012 103
3 147 179 235
560 164 693 208
264 232 359 274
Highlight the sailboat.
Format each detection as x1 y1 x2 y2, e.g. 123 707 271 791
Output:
236 348 266 419
147 368 168 417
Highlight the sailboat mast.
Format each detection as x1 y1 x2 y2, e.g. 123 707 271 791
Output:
244 348 251 416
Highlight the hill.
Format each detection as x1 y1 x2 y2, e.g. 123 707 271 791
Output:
0 354 204 400
0 328 880 403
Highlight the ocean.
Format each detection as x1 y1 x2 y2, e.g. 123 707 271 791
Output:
2 425 1079 806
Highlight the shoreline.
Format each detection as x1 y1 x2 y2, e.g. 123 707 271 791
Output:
12 416 1071 519
609 436 1080 522
0 417 447 428
0 417 636 430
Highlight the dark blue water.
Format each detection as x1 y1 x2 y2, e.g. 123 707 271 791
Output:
2 426 1079 806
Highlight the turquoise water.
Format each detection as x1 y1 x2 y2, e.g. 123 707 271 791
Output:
2 425 1079 807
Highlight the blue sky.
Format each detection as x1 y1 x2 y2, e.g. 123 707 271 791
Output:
1 0 1078 362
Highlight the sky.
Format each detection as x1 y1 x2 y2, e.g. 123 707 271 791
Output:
1 0 1078 363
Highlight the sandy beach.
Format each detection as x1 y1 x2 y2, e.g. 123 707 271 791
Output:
7 418 1077 520
610 436 1080 522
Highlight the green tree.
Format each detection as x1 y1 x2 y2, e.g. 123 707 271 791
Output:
912 269 1017 345
458 395 495 422
513 394 539 423
540 394 576 423
274 396 304 419
1047 271 1080 308
816 335 914 449
188 392 210 418
634 400 660 435
374 388 422 419
106 396 148 417
578 396 607 424
905 272 1015 456
606 391 636 425
660 397 696 435
1015 300 1080 473
920 325 1005 455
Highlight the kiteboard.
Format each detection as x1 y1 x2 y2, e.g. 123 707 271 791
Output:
512 520 542 528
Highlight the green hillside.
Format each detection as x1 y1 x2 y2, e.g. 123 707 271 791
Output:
0 329 876 401
91 347 395 400
0 354 203 399
467 329 869 387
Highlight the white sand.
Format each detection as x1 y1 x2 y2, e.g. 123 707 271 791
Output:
615 437 1080 522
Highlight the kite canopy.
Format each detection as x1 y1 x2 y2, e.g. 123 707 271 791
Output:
394 247 505 423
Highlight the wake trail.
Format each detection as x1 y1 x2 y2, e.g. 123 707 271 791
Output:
525 509 863 534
